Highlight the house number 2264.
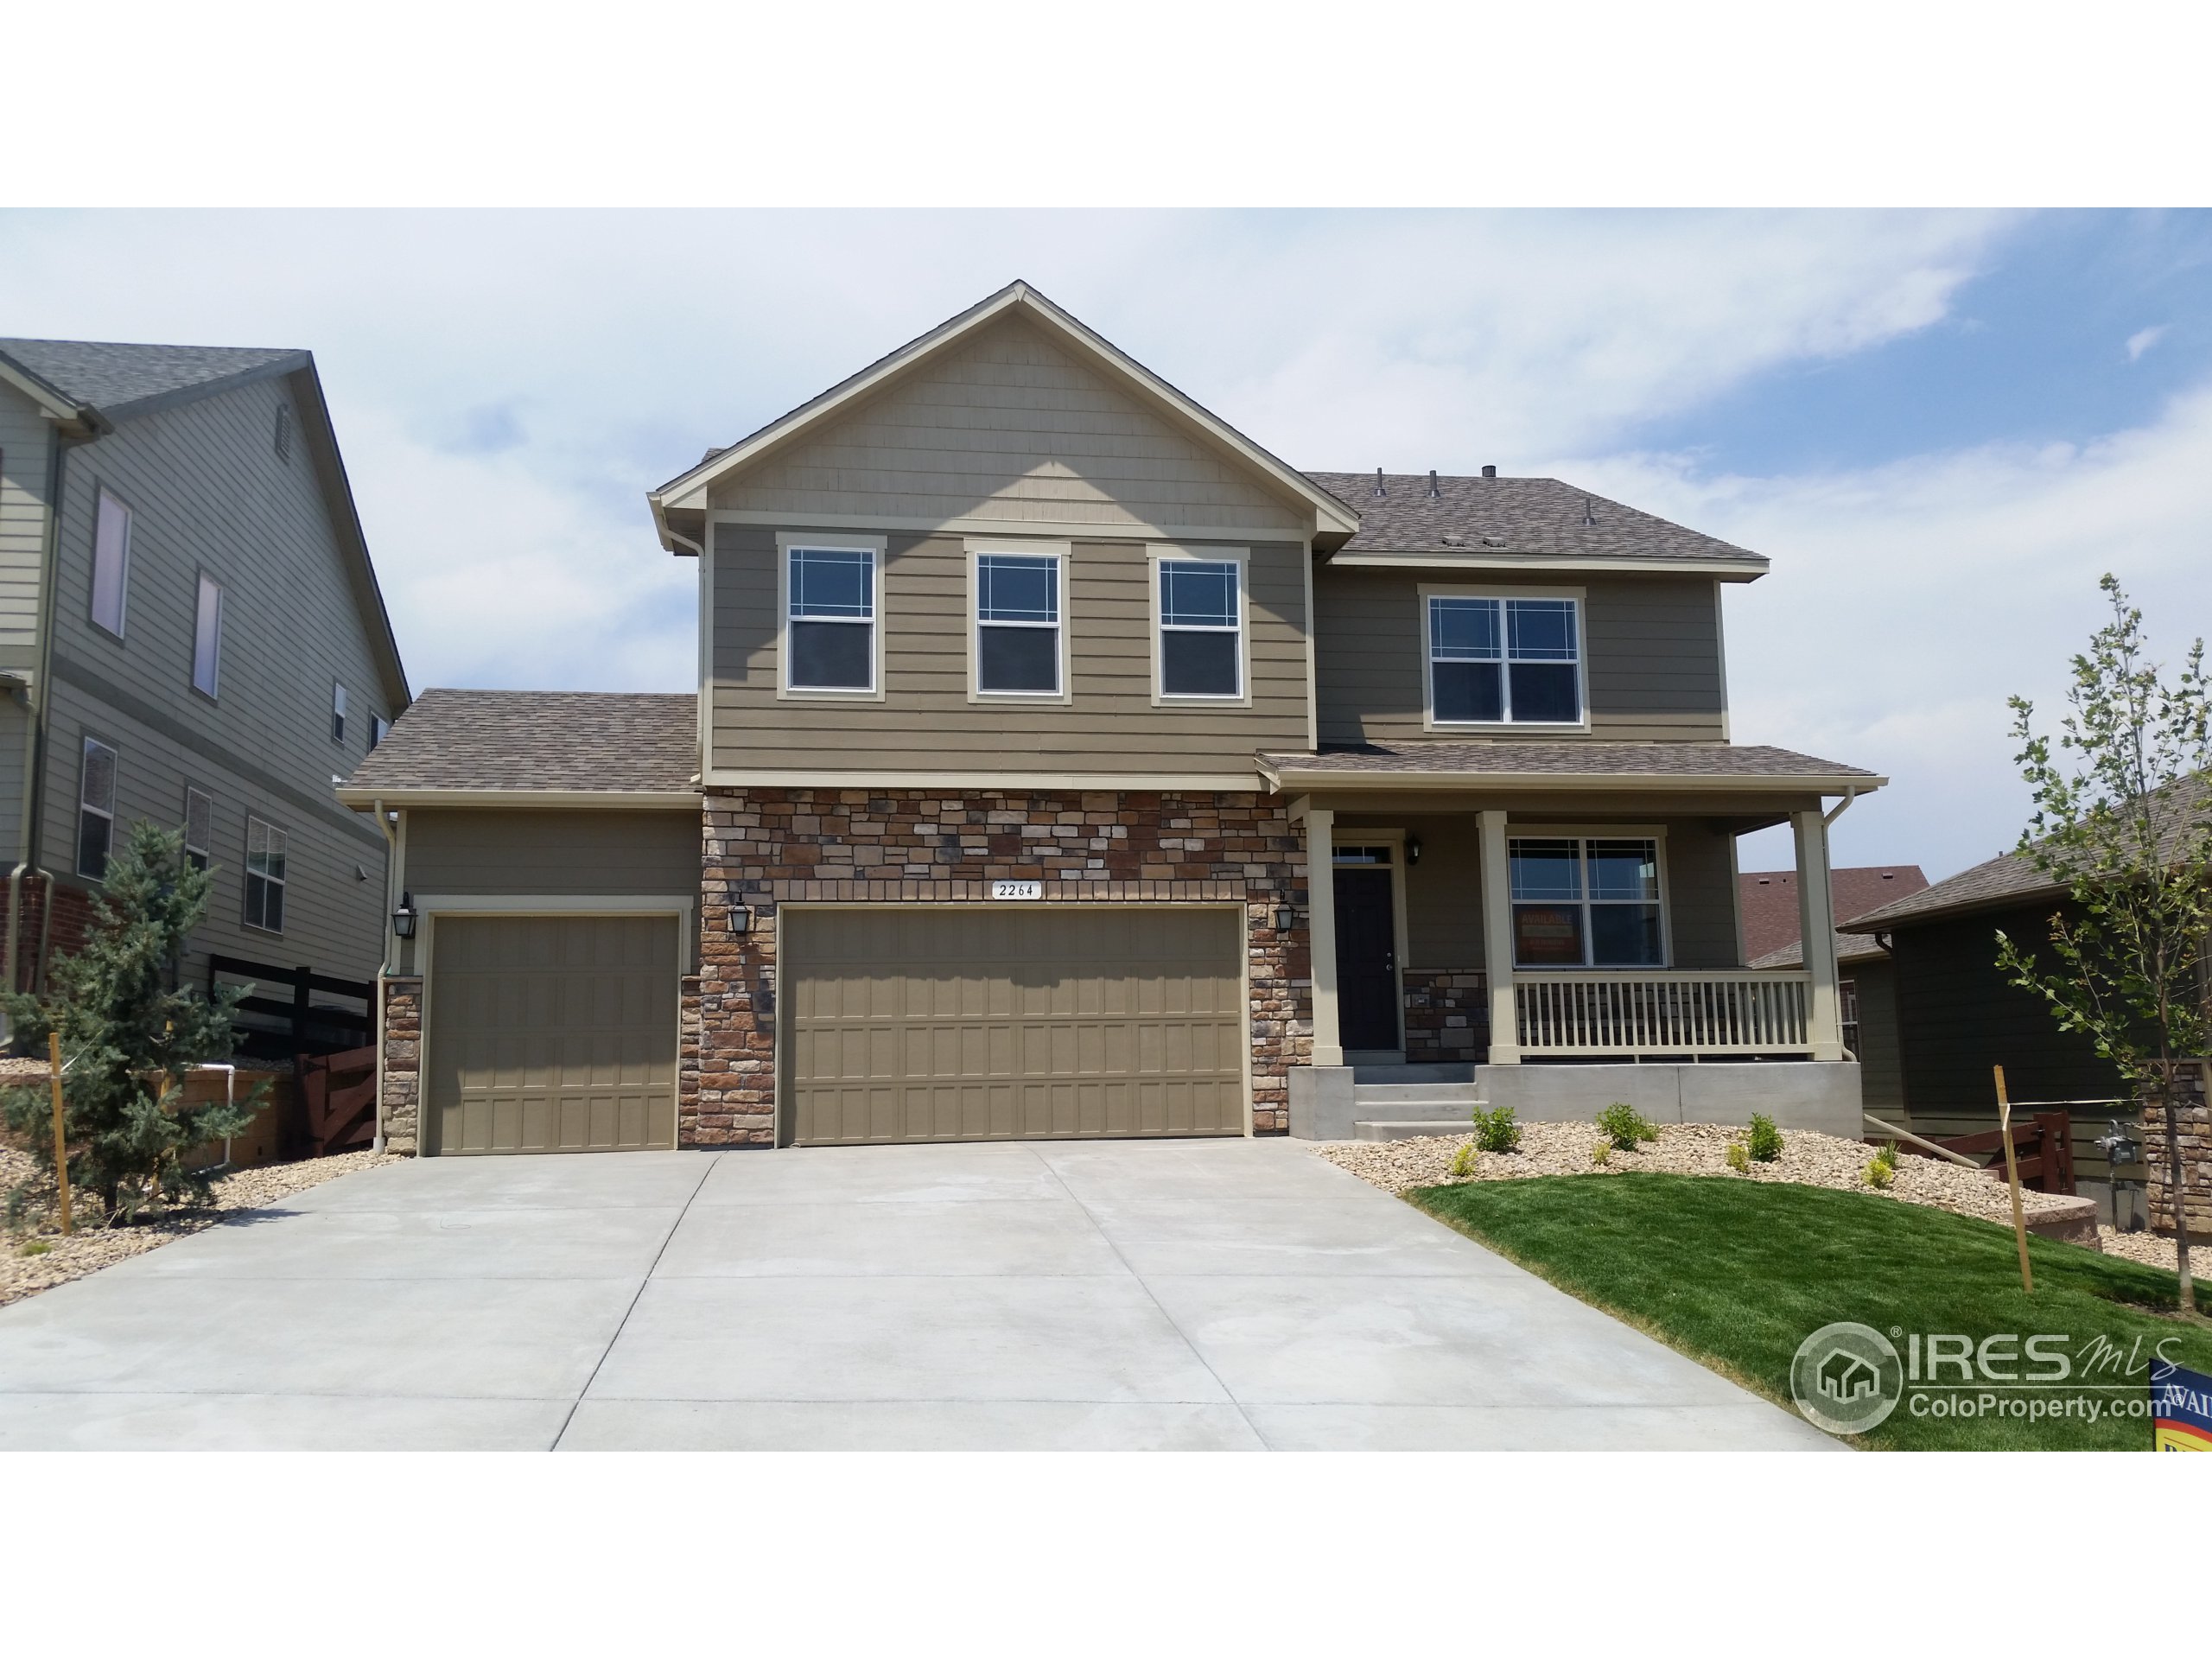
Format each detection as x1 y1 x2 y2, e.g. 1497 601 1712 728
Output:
989 880 1043 900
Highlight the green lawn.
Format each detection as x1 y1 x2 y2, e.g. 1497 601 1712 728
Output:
1409 1173 2212 1451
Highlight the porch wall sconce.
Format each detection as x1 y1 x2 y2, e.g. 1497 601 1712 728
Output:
728 902 752 934
1405 835 1422 865
1273 905 1298 934
391 893 417 940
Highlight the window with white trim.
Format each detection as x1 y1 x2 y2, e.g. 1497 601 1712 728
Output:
974 552 1061 695
785 545 876 691
371 715 390 749
77 736 118 880
92 489 131 638
331 682 347 744
1509 836 1663 968
1427 595 1582 724
1158 559 1242 697
192 574 224 698
245 816 287 933
183 786 213 873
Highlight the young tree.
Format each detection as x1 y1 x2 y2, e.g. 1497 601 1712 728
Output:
1997 575 2210 1313
3 820 259 1223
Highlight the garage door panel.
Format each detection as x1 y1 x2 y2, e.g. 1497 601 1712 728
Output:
426 914 679 1155
789 907 1244 1146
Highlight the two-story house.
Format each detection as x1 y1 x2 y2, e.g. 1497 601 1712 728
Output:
0 338 410 1036
343 282 1882 1157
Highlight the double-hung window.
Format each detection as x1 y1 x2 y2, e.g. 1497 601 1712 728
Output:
1509 836 1664 968
183 786 213 874
245 817 288 932
192 574 224 698
332 683 347 744
785 544 878 693
77 737 118 880
1427 594 1583 725
92 489 131 638
973 550 1062 696
1157 557 1243 698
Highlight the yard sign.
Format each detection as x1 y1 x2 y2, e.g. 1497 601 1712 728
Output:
2153 1363 2212 1452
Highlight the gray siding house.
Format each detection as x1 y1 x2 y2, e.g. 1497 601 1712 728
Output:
0 338 409 1033
343 282 1882 1158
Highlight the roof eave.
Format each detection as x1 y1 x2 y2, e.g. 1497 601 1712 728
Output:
1323 550 1769 580
337 786 702 811
0 352 105 434
1259 760 1887 795
645 281 1360 543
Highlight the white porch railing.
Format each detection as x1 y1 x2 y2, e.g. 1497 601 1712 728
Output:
1514 971 1814 1057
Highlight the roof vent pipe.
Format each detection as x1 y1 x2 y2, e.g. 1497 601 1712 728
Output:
1582 497 1598 525
1480 465 1497 479
1372 468 1386 498
1427 469 1440 498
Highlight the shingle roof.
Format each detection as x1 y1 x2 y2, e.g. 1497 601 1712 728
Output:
1738 865 1929 961
0 338 307 419
1306 472 1765 568
1259 741 1878 784
341 689 698 795
1751 931 1891 970
1843 773 2212 931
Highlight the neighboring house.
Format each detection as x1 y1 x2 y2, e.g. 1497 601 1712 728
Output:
341 281 1884 1158
0 337 409 1043
1742 863 1927 1110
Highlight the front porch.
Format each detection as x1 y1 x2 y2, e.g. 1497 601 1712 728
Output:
1262 741 1884 1140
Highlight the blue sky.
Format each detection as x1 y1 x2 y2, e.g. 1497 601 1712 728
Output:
3 208 2206 884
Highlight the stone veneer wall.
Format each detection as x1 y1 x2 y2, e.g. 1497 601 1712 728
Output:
1402 969 1488 1065
2144 1061 2210 1238
691 788 1309 1147
379 976 423 1154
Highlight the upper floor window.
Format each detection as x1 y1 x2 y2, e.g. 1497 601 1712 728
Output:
92 488 132 638
973 550 1063 696
1427 594 1583 726
245 816 288 932
77 736 118 880
1509 836 1664 969
785 544 878 693
371 715 390 749
183 786 213 873
1157 556 1243 699
332 682 347 744
192 574 224 698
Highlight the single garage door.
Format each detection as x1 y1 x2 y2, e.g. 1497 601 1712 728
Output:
425 913 679 1154
785 906 1246 1146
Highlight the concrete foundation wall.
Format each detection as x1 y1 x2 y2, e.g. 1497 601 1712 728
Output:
1478 1062 1863 1137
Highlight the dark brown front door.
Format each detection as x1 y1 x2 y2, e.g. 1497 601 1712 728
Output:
1334 861 1399 1052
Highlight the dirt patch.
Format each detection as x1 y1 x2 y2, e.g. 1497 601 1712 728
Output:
1311 1120 2092 1231
3 1145 396 1306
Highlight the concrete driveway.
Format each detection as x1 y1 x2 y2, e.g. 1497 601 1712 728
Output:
0 1139 1836 1451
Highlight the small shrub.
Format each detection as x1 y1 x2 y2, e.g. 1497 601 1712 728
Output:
1592 1140 1611 1166
1865 1145 1897 1190
1470 1103 1522 1154
1448 1141 1477 1180
1745 1112 1783 1163
1725 1141 1751 1175
18 1239 52 1257
1595 1102 1656 1152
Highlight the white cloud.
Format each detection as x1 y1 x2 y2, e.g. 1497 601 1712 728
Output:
2126 323 2168 361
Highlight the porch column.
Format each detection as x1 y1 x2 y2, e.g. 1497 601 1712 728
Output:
1478 810 1520 1064
1792 808 1847 1060
1306 807 1341 1065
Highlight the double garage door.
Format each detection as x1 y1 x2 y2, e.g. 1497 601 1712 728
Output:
786 906 1248 1146
423 906 1245 1154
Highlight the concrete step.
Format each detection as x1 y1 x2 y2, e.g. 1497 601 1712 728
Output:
1351 1063 1478 1085
1351 1083 1484 1118
1354 1120 1479 1142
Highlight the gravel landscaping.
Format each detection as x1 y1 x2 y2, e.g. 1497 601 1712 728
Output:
2 1144 395 1306
1312 1121 2095 1230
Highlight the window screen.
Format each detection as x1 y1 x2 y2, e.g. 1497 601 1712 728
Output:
77 737 118 880
1158 560 1241 697
975 553 1060 694
92 490 131 637
193 575 224 697
786 546 876 690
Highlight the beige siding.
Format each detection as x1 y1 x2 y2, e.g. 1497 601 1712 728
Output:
1314 567 1728 745
48 675 389 983
710 526 1307 776
710 313 1306 535
36 373 400 985
0 381 51 677
1663 819 1742 969
404 810 701 898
